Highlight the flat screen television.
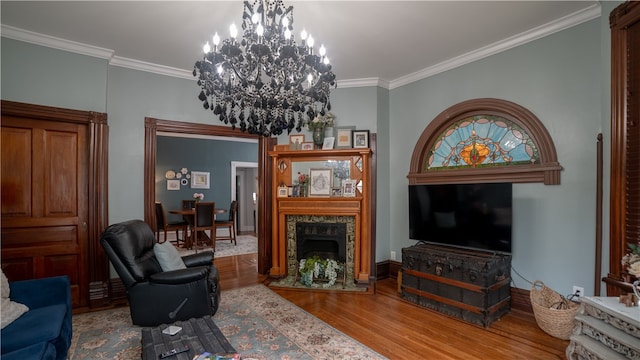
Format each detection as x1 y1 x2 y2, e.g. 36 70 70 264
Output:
408 182 512 253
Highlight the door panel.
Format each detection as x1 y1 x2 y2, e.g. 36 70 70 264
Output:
1 116 88 307
1 126 32 216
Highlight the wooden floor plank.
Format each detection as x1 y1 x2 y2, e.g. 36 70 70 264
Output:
215 253 569 359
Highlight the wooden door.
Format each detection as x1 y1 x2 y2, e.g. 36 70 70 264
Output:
1 115 89 307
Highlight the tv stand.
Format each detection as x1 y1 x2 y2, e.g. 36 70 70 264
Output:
401 243 512 327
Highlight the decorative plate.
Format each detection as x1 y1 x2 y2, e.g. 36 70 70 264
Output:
165 170 176 179
181 178 188 186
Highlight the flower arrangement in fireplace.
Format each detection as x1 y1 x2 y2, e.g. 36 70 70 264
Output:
299 256 343 288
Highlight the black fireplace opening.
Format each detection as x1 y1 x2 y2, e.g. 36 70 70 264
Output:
296 222 346 262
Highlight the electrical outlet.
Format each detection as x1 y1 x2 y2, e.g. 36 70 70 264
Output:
572 286 584 301
390 251 396 261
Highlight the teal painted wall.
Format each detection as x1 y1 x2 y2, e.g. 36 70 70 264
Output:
0 3 619 294
156 136 257 224
389 17 604 295
105 66 218 223
1 38 108 111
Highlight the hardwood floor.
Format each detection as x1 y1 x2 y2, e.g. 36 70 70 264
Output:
216 253 570 360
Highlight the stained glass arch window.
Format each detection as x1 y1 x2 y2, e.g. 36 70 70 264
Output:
408 98 562 185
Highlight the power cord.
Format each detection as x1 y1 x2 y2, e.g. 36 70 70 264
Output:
511 264 582 302
567 289 581 302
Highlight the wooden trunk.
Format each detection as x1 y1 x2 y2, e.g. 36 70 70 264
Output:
401 243 512 327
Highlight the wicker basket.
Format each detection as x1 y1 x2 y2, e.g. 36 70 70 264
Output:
530 280 580 340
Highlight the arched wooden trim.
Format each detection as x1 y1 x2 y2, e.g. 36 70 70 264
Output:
408 98 562 185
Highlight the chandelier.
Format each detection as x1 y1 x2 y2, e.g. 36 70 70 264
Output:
193 0 337 137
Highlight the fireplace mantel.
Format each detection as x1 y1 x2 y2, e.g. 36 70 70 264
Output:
269 146 373 290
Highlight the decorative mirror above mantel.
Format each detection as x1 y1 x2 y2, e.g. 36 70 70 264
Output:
408 98 562 185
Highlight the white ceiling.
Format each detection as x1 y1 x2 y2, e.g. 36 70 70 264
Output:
1 1 600 88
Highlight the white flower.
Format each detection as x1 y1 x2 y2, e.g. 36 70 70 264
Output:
180 167 188 174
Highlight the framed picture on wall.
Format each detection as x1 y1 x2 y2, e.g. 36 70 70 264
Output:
167 179 180 190
191 171 210 189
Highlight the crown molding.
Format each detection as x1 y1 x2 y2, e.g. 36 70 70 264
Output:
109 56 193 80
388 3 601 89
337 78 389 89
2 3 601 89
1 24 114 60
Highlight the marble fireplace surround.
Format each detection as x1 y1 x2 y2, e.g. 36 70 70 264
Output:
286 215 356 285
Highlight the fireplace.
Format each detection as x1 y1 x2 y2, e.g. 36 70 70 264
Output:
276 215 358 288
296 222 347 262
269 143 373 292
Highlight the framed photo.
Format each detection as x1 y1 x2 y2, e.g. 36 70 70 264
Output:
342 180 356 197
167 179 180 190
190 171 210 189
322 137 335 150
277 186 288 197
300 142 314 151
353 130 370 148
289 134 304 150
309 168 333 196
331 187 342 197
334 126 355 148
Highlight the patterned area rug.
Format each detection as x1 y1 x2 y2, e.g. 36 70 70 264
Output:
176 235 257 258
69 284 385 359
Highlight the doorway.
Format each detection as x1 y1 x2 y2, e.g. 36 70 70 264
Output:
232 161 258 234
143 117 274 274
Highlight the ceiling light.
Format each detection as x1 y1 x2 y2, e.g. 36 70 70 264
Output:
194 0 337 137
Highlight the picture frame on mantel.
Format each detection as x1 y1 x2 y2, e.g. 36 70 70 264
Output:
289 134 304 150
309 168 332 196
322 137 335 150
342 180 356 197
334 126 355 148
353 130 370 148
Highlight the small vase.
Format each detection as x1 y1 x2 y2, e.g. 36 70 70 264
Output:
299 184 308 197
312 126 325 149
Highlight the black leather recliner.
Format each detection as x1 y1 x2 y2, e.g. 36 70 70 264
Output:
100 219 221 326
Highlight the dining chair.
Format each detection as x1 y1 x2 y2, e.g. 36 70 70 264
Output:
192 202 216 252
155 202 188 246
214 200 237 246
180 199 197 243
182 199 196 210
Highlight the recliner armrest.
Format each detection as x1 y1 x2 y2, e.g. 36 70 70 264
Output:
149 266 209 285
182 250 214 267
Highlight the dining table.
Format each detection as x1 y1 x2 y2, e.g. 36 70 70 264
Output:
169 208 227 249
